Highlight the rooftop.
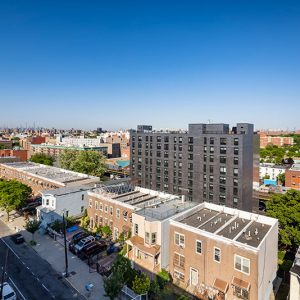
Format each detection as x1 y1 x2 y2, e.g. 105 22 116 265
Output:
290 164 300 171
1 162 99 186
31 144 107 150
176 203 276 249
89 181 197 220
42 185 92 197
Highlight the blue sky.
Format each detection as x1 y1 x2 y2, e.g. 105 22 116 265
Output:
0 1 299 130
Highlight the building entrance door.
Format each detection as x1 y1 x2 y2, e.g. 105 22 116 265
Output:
190 268 198 286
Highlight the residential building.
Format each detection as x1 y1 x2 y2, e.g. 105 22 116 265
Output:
37 185 91 227
290 246 300 300
260 132 294 148
29 144 108 159
57 135 103 147
130 123 256 212
169 202 278 300
285 164 300 189
20 136 46 150
0 162 99 194
259 163 288 181
0 149 28 161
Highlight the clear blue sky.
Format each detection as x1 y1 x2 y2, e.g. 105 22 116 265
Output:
0 1 299 130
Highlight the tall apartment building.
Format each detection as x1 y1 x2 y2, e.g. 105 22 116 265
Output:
130 123 255 212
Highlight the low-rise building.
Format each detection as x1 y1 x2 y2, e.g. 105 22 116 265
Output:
0 149 28 162
37 185 91 227
285 164 300 189
0 139 13 149
29 144 108 159
0 162 99 194
259 163 288 181
260 133 294 148
169 203 278 300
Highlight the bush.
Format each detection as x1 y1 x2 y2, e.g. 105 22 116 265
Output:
157 269 170 289
132 273 151 295
149 279 160 299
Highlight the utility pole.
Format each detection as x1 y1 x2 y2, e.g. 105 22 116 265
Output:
62 213 69 277
0 249 9 298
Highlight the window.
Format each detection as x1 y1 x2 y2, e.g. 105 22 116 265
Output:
220 176 226 184
145 232 150 244
210 137 214 144
134 224 139 235
104 205 108 213
210 146 214 153
81 194 84 200
209 165 214 173
234 178 238 186
81 206 84 213
89 199 92 208
220 147 227 154
214 247 221 262
174 253 185 268
196 240 202 254
233 286 249 299
220 138 227 145
188 145 193 152
209 155 214 163
174 270 185 281
116 208 120 219
204 137 207 144
151 233 157 244
234 147 239 155
220 167 226 175
233 197 238 206
188 137 193 143
234 168 239 176
95 201 98 210
234 138 239 146
234 157 239 165
234 255 250 274
220 156 226 164
174 232 185 247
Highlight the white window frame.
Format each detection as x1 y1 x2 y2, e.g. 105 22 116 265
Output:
116 208 120 219
104 205 108 213
234 254 250 275
95 201 98 210
89 199 92 208
214 247 221 263
99 202 103 211
110 206 113 216
190 267 199 286
196 240 202 254
174 232 185 248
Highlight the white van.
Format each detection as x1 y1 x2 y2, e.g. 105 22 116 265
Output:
1 282 17 300
74 236 95 254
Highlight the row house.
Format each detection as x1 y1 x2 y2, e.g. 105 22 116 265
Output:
169 203 278 300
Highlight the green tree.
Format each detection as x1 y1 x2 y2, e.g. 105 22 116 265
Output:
30 153 55 166
266 190 300 249
80 209 90 229
103 271 124 300
277 173 285 186
101 225 112 238
0 180 32 220
25 219 41 242
149 279 160 299
132 273 151 295
156 269 170 289
60 149 105 177
0 144 6 149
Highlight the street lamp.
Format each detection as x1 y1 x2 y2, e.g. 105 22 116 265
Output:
62 211 69 278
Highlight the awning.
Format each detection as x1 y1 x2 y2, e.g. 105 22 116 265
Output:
213 278 228 293
232 277 250 291
127 235 160 256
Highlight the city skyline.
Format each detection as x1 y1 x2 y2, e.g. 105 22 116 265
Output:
1 1 299 129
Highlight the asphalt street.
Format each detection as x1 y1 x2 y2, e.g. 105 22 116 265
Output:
0 220 84 300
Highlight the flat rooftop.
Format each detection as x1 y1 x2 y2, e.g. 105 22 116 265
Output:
1 162 99 185
42 185 92 197
90 182 197 220
290 164 300 171
177 203 275 249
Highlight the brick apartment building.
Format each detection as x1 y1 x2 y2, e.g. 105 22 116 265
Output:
87 181 278 300
130 123 256 212
20 136 46 150
285 164 300 189
259 132 294 148
0 162 99 194
0 149 28 162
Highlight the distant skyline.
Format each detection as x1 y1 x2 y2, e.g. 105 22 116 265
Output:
0 1 299 130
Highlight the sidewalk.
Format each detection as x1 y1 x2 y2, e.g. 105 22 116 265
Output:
0 210 107 300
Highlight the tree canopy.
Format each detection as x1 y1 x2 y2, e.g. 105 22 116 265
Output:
132 273 151 295
260 144 300 164
30 153 55 166
0 179 32 220
266 189 300 249
60 149 105 177
25 219 41 241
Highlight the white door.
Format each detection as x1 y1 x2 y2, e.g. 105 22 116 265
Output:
190 268 198 286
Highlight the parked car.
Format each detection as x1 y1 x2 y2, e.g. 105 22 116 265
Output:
1 282 17 300
79 240 108 260
10 233 25 244
69 232 88 253
74 236 95 254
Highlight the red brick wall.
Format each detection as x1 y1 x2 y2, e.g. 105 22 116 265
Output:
285 169 300 189
0 150 28 161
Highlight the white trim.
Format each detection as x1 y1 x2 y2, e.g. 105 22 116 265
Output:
195 240 202 254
